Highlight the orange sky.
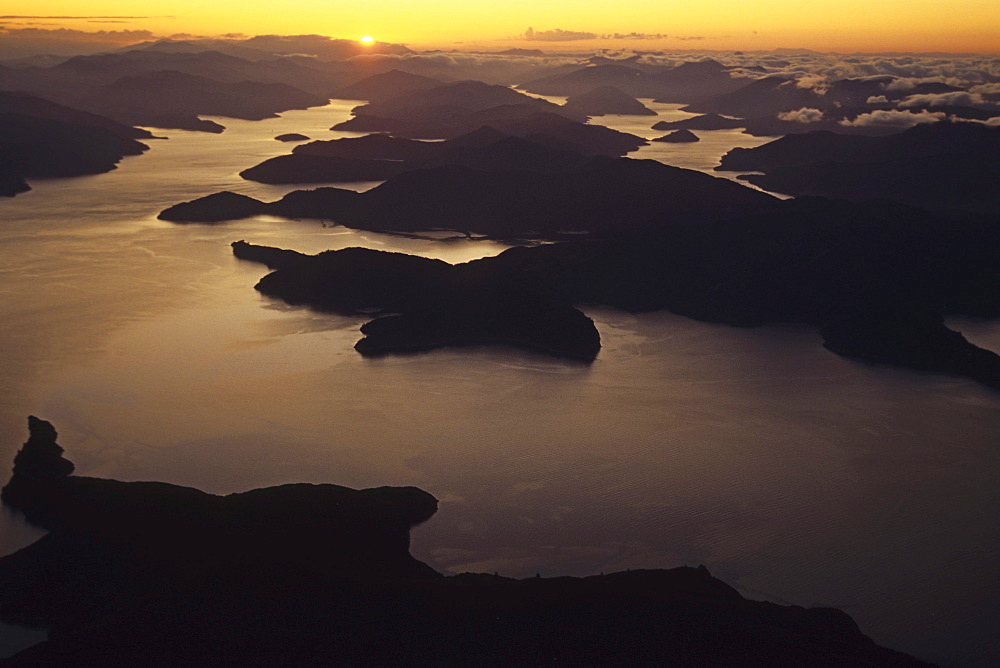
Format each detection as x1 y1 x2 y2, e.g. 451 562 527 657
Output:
1 0 998 53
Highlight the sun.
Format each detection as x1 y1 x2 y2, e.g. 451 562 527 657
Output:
360 36 374 44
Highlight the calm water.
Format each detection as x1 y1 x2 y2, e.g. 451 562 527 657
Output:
1 101 998 666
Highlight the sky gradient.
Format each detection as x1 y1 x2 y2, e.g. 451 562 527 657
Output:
1 0 998 53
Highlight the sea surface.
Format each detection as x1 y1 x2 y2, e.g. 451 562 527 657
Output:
1 101 998 666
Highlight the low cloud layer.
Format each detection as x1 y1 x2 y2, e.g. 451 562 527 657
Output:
794 74 831 94
524 28 597 42
0 15 153 20
777 107 825 123
898 91 986 107
840 109 947 128
0 27 154 58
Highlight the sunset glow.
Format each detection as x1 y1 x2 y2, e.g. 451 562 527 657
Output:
1 0 997 52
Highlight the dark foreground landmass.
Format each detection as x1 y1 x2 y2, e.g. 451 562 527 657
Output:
230 192 1000 390
0 417 931 666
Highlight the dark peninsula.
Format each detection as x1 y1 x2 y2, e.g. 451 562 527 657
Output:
0 417 932 665
0 91 150 196
162 155 774 238
160 191 266 223
652 112 744 131
237 127 618 184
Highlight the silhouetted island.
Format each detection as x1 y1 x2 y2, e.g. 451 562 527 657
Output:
654 129 700 143
561 86 657 116
237 127 618 184
652 112 744 131
241 120 645 187
162 156 774 238
160 191 266 223
231 241 601 360
275 132 309 142
0 417 932 665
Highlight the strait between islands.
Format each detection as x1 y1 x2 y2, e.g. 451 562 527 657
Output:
0 417 931 665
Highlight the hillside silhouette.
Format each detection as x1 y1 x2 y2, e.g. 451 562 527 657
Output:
163 155 773 237
719 121 1000 215
0 90 150 196
0 417 931 665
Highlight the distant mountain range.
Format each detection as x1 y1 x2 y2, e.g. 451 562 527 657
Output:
0 50 338 131
519 59 748 103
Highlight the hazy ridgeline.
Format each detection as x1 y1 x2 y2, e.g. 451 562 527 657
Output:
1 34 999 665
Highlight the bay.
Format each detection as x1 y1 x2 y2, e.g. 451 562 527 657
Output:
1 101 997 666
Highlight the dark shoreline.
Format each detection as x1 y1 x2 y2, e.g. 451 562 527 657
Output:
0 417 933 666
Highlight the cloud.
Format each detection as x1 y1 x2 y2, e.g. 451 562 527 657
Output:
840 109 946 128
884 78 917 91
970 83 1000 95
0 15 153 19
524 28 597 42
867 95 889 104
777 107 825 123
944 115 1000 127
699 52 999 92
0 27 155 58
600 32 669 40
898 91 986 107
351 50 576 68
794 74 830 94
